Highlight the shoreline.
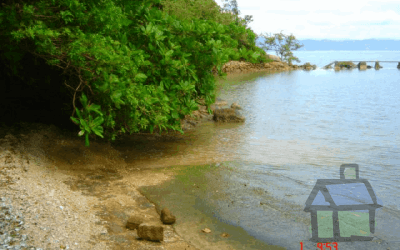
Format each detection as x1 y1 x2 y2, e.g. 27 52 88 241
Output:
0 123 200 250
1 66 398 249
0 67 300 250
211 60 316 76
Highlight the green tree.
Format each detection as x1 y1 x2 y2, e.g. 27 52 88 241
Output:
0 0 266 147
258 31 304 65
220 0 253 27
161 0 236 25
161 0 267 63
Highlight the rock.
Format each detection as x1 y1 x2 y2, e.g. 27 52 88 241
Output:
213 108 245 123
211 60 295 75
374 62 382 69
358 61 367 70
202 228 212 233
266 54 281 62
126 215 144 230
367 65 372 69
335 61 357 70
181 119 197 131
397 62 400 69
301 62 317 70
137 223 164 242
209 99 228 112
231 102 242 110
221 233 230 238
160 208 176 225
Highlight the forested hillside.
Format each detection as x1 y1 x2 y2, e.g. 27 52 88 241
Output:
0 0 269 146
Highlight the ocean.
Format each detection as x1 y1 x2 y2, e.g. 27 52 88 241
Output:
140 50 400 250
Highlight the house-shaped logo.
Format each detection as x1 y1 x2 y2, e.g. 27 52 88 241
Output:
304 164 383 242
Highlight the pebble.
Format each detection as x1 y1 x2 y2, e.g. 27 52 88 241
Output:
0 197 38 250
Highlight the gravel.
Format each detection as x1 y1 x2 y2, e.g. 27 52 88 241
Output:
0 127 108 250
0 197 38 250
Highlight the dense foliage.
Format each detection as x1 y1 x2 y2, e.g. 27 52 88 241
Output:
0 0 269 146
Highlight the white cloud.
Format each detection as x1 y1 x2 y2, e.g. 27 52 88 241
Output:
214 0 400 40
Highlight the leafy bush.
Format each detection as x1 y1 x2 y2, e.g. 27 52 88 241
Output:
0 0 266 146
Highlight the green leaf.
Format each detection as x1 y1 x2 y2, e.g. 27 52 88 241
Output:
80 119 90 133
87 104 103 117
112 90 122 102
70 116 79 125
75 108 82 119
165 50 174 57
91 116 104 127
149 43 155 51
92 126 104 138
135 73 147 82
171 111 179 119
80 93 88 108
251 51 260 59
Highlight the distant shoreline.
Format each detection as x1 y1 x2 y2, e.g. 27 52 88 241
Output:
256 38 400 51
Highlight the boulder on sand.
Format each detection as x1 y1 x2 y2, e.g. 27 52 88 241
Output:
209 98 228 112
160 207 176 225
266 54 281 62
213 108 245 123
231 102 242 110
126 215 144 230
137 223 164 242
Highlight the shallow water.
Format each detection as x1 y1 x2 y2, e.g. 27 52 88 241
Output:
137 58 400 249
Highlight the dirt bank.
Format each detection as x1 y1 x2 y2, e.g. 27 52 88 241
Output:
0 122 202 249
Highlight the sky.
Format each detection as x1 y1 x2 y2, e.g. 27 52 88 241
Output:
214 0 400 40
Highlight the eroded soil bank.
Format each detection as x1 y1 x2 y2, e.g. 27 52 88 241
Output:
0 122 205 249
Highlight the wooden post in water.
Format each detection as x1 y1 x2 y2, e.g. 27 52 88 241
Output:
374 61 382 70
358 61 367 70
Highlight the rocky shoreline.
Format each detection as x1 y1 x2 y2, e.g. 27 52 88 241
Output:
211 57 317 75
0 59 309 250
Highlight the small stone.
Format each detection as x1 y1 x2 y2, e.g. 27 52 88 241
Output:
231 102 242 110
213 108 245 123
126 215 144 230
160 208 176 225
221 233 230 237
137 223 164 242
202 228 211 233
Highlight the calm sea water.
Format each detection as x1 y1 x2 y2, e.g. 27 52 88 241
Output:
207 50 400 248
293 50 400 69
137 51 400 250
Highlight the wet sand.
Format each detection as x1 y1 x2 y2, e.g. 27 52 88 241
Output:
138 161 399 250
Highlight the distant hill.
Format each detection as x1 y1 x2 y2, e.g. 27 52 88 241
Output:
255 38 400 51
